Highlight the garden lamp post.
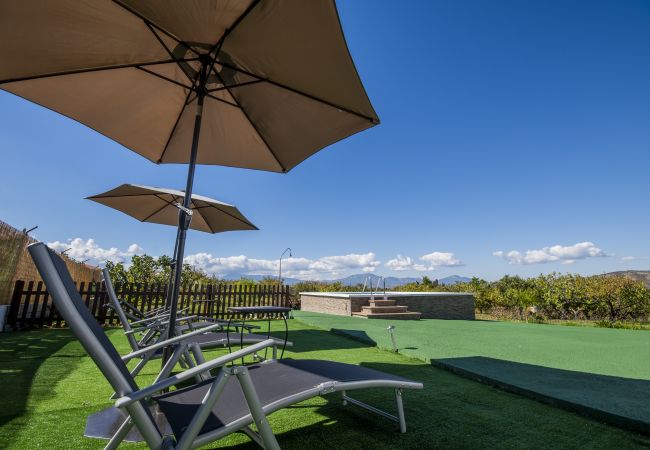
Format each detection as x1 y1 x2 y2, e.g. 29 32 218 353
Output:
278 248 292 285
387 325 398 352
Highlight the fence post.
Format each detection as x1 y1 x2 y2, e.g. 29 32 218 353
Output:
7 280 24 330
205 284 213 318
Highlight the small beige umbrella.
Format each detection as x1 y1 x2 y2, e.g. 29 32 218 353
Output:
86 184 258 233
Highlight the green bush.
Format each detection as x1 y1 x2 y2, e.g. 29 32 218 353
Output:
394 273 650 323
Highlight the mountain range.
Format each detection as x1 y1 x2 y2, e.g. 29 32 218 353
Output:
222 272 471 287
603 270 650 287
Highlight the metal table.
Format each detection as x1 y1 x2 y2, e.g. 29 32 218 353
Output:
227 306 291 360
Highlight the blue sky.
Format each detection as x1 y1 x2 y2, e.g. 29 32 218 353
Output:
2 0 650 281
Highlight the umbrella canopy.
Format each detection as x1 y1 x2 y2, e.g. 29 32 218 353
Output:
86 184 258 233
0 1 379 172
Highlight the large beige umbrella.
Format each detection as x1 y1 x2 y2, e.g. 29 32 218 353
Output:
0 1 379 337
86 184 258 234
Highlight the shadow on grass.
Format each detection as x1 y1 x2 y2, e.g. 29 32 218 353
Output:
431 356 650 436
278 329 375 353
0 330 79 444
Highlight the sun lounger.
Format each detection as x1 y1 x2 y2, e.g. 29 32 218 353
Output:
30 242 423 449
102 269 290 354
102 269 258 333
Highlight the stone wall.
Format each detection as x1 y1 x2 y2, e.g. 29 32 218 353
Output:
392 294 475 320
300 295 351 315
300 293 475 320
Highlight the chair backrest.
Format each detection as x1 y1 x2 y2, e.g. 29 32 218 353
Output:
102 268 139 352
29 242 163 446
29 243 137 394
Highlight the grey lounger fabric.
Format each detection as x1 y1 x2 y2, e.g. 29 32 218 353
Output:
156 358 415 438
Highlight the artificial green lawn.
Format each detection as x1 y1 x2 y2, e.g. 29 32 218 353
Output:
294 311 650 430
1 321 649 449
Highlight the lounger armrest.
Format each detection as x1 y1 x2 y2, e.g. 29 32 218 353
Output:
124 315 199 335
115 339 277 408
143 306 166 317
129 307 191 326
128 313 170 326
121 322 222 361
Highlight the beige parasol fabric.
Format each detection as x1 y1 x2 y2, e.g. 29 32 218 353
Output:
0 0 379 172
86 184 258 233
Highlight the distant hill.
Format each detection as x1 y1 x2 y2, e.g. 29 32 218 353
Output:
221 272 471 288
603 270 650 287
221 273 303 285
438 275 472 285
330 274 418 288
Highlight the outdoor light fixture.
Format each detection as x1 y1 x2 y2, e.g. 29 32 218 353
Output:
278 247 292 284
23 225 38 235
387 325 398 352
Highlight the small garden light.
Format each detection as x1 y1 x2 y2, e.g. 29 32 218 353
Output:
387 325 398 352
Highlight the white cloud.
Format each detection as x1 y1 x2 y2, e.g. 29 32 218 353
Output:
47 238 144 264
184 252 380 280
386 255 419 271
385 252 463 272
421 252 463 267
493 242 607 265
621 256 650 262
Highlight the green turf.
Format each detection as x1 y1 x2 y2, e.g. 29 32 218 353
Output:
1 322 649 449
294 311 650 432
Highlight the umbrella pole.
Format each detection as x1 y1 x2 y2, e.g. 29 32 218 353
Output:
166 93 205 339
163 60 209 364
164 227 181 311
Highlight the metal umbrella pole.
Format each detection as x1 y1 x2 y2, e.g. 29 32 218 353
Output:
164 58 209 347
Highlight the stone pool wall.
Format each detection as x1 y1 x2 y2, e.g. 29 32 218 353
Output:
300 292 475 320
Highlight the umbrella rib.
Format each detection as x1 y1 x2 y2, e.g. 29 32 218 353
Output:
191 3 262 111
112 0 200 58
215 60 379 124
192 203 256 230
212 70 287 172
207 79 264 93
157 72 202 163
196 204 216 234
214 0 262 49
140 197 174 222
204 92 240 108
143 22 196 84
0 59 197 86
206 204 258 230
135 66 193 91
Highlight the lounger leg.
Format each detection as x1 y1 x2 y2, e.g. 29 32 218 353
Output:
395 389 406 433
341 390 348 406
240 426 265 447
175 370 230 450
104 417 133 450
155 344 186 383
189 342 211 382
235 367 281 450
129 357 149 378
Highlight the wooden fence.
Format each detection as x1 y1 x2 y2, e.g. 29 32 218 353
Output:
7 280 291 330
